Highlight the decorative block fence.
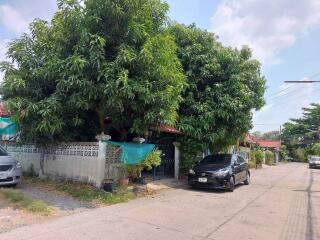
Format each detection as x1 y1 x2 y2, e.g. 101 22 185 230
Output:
1 141 123 188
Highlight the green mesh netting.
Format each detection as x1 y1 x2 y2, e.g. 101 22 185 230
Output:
104 141 155 165
0 117 17 137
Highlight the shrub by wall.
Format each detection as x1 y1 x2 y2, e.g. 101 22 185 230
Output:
293 147 307 162
265 150 273 166
255 150 264 167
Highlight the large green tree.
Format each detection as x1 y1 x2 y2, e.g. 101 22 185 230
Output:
282 103 320 158
0 0 186 143
169 24 266 172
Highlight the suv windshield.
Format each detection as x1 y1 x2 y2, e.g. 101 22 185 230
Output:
200 154 232 166
0 147 8 156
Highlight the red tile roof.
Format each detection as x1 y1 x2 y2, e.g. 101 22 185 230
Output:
256 140 281 148
244 134 281 148
150 124 182 134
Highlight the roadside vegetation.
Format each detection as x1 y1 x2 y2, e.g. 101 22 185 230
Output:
0 0 266 173
282 103 320 161
25 177 136 205
0 188 50 214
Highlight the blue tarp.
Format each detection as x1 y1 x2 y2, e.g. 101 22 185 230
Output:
104 141 155 165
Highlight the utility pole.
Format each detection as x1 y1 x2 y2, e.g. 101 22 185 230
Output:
279 125 282 144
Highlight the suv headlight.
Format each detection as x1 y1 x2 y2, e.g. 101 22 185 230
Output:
189 169 195 175
16 162 22 169
213 168 229 176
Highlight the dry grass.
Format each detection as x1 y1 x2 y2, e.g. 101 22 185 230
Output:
24 177 136 205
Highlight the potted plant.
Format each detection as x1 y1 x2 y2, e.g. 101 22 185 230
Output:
118 165 129 186
103 178 114 192
127 149 162 184
127 163 144 184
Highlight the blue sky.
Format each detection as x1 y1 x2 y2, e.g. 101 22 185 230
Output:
1 0 320 133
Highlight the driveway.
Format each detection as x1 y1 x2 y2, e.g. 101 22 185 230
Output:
0 179 93 234
0 163 319 240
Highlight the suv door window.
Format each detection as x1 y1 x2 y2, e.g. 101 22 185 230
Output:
0 147 8 156
237 156 245 164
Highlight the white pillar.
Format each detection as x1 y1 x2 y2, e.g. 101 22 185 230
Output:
173 142 180 180
96 141 107 188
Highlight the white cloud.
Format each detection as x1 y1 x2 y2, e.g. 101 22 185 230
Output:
0 5 29 34
211 0 320 65
0 0 57 82
0 0 57 35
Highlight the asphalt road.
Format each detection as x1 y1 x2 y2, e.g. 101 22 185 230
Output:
0 163 319 240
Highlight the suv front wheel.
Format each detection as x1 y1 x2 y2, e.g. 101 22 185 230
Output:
228 176 235 192
244 171 250 185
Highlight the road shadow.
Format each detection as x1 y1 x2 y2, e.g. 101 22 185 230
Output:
184 182 246 194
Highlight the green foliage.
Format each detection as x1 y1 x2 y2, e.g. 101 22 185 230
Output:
169 24 266 170
248 160 256 169
127 149 161 178
293 147 307 162
254 150 264 167
280 145 289 161
0 0 186 144
250 150 256 162
179 137 204 174
282 103 320 157
143 149 161 170
265 150 273 166
311 143 320 155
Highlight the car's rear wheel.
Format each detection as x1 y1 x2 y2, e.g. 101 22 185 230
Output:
228 176 235 192
244 172 250 185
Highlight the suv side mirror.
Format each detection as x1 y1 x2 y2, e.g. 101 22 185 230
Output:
234 162 240 166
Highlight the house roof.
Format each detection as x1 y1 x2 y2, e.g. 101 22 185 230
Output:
244 134 281 148
244 134 257 144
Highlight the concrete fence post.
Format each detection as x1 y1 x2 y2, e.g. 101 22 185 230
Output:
173 142 180 180
96 141 107 188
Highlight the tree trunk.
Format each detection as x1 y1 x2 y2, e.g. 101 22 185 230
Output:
96 106 105 134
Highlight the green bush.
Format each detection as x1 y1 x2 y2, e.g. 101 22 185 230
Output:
311 143 320 155
248 160 256 169
280 145 289 161
127 149 162 178
293 147 307 162
255 150 264 167
250 151 256 162
265 150 273 166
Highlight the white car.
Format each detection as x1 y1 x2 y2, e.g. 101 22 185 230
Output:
309 155 320 169
0 146 22 187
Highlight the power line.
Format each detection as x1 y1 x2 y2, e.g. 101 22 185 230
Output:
265 71 320 99
284 80 320 83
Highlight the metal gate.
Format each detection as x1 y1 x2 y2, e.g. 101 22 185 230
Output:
154 137 175 179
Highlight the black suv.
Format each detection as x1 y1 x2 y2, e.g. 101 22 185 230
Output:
188 154 250 192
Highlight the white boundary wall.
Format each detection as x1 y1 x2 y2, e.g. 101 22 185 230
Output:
2 142 123 187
